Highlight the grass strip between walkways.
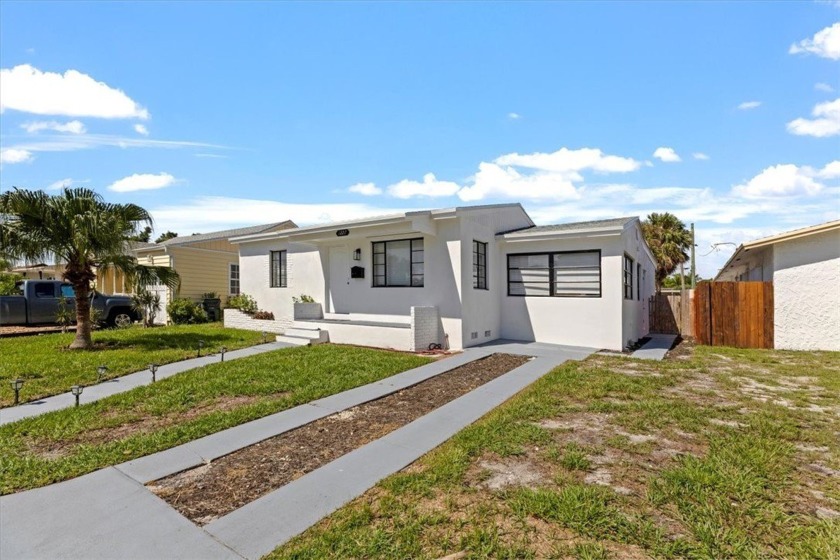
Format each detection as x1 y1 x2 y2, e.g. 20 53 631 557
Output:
0 323 266 407
150 353 531 524
0 344 431 494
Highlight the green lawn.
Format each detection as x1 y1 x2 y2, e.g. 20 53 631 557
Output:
0 344 431 494
270 345 840 560
0 323 267 407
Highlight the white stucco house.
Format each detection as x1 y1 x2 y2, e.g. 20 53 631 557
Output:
226 203 655 352
715 219 840 352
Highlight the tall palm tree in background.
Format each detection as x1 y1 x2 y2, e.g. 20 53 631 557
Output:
641 212 692 292
0 188 179 349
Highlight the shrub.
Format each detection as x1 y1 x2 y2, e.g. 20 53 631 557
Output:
131 289 162 328
253 310 275 320
166 298 209 324
292 294 315 303
227 293 257 314
0 272 22 296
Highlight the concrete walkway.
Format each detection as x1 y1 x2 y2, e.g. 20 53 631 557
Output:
0 340 594 560
631 334 678 360
0 341 293 426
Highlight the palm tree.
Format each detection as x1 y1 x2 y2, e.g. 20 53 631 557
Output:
0 188 179 349
641 212 692 292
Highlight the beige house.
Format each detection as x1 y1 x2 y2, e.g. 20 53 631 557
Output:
132 222 296 319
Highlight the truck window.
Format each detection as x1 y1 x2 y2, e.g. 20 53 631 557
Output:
13 282 25 296
60 284 75 298
34 283 56 298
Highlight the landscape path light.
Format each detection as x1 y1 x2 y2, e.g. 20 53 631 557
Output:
70 385 83 407
149 363 160 383
97 365 108 383
262 331 267 344
220 346 227 362
198 339 205 358
11 379 24 405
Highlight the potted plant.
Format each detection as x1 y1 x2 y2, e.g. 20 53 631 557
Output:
293 294 322 320
201 292 222 322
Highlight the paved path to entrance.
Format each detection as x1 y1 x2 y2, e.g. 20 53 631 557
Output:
0 341 293 426
1 340 594 560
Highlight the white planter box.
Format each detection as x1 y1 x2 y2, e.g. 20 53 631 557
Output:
294 302 323 320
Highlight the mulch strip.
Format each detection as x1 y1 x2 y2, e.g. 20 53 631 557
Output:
149 352 530 525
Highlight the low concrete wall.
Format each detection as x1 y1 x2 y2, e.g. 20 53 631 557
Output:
410 306 441 352
293 302 323 320
223 308 291 334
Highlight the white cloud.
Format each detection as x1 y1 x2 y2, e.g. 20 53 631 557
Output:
0 148 34 164
46 178 75 191
0 64 149 119
653 147 681 162
507 112 521 120
348 182 383 196
692 152 710 160
495 147 641 174
133 124 149 136
388 173 461 199
816 82 835 93
194 153 229 159
108 172 176 193
732 164 825 198
787 98 840 137
789 22 840 60
3 134 225 156
818 160 840 179
21 120 86 134
458 161 581 202
737 101 762 110
150 196 411 235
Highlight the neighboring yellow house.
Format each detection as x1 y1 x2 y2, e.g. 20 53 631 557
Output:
132 222 296 315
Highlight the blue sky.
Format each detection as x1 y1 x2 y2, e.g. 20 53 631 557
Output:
1 1 838 276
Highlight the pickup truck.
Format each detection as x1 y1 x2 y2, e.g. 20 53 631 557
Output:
0 280 140 328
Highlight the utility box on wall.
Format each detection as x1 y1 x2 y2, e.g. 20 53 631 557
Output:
351 266 365 279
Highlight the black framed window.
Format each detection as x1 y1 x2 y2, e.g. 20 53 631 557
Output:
473 240 487 290
624 255 634 299
508 251 600 297
372 238 424 287
270 250 287 288
229 264 240 295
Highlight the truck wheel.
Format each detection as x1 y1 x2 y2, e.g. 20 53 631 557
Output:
110 310 134 328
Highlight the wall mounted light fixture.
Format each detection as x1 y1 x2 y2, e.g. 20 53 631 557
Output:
353 248 362 261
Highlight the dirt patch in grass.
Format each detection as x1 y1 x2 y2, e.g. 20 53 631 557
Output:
664 337 694 360
150 353 530 524
28 393 284 459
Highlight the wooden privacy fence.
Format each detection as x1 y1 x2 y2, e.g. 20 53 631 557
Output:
693 281 773 348
649 291 693 336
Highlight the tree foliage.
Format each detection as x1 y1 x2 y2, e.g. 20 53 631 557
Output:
128 225 152 243
155 231 178 243
0 188 180 349
641 213 692 292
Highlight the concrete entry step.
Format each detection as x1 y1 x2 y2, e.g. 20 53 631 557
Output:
275 335 313 346
284 327 328 341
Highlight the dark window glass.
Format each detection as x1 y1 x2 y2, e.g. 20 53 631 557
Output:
473 240 488 290
372 238 424 287
34 283 55 298
624 255 634 300
508 251 600 297
270 250 287 288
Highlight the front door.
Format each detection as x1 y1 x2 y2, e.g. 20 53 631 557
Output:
328 246 350 314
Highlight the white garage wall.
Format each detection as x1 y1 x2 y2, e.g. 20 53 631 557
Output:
773 229 840 351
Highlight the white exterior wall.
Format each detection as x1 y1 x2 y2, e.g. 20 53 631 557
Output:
772 230 840 351
223 308 290 333
459 212 504 347
499 235 626 350
621 222 656 346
